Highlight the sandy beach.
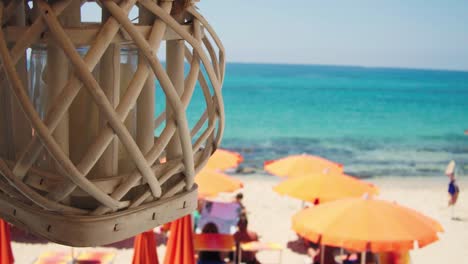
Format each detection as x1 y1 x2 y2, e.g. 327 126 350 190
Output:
11 174 468 264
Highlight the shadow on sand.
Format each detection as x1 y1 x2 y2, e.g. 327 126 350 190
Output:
286 237 307 255
451 217 467 222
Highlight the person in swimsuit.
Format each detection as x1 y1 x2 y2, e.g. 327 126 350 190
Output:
448 172 460 206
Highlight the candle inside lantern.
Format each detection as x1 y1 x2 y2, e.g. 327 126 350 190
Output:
28 45 54 171
28 46 48 120
118 45 138 174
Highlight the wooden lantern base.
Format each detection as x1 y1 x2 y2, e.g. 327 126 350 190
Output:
0 185 197 247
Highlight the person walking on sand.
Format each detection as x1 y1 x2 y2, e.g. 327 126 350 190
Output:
235 192 247 217
445 160 460 219
447 172 460 206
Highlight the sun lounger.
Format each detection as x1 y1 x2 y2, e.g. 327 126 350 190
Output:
378 251 410 264
34 250 115 264
33 251 73 264
240 241 283 264
194 233 235 252
76 251 115 264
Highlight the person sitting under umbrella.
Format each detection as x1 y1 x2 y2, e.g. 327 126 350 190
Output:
306 240 320 264
198 222 225 264
233 216 260 264
235 192 247 217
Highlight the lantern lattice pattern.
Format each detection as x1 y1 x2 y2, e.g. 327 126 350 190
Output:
0 0 225 246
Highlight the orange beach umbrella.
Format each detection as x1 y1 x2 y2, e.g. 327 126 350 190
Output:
195 168 243 198
264 154 343 178
0 219 13 264
274 172 378 203
292 196 443 252
164 215 195 264
132 230 158 264
205 149 243 171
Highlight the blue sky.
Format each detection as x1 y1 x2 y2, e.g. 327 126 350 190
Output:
82 1 468 71
197 0 468 71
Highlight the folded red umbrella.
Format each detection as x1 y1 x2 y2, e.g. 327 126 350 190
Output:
132 230 158 264
163 215 195 264
0 219 13 264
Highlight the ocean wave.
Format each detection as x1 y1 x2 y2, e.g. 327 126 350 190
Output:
220 137 468 177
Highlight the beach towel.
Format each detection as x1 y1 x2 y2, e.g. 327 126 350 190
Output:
198 201 240 234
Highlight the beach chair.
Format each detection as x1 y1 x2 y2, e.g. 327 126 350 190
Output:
194 233 236 252
75 251 116 264
34 250 116 264
378 251 410 264
194 233 236 263
240 241 283 264
33 251 72 264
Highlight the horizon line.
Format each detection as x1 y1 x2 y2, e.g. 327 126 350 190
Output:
223 61 468 74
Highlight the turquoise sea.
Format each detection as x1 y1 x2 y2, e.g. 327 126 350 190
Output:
161 63 468 177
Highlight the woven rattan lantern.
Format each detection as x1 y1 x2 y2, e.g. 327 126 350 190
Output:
0 0 225 246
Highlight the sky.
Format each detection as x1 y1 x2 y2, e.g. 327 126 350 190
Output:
197 0 468 71
82 1 468 71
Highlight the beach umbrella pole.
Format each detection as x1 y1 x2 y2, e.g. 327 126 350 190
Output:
71 247 75 263
320 244 325 264
361 251 366 264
